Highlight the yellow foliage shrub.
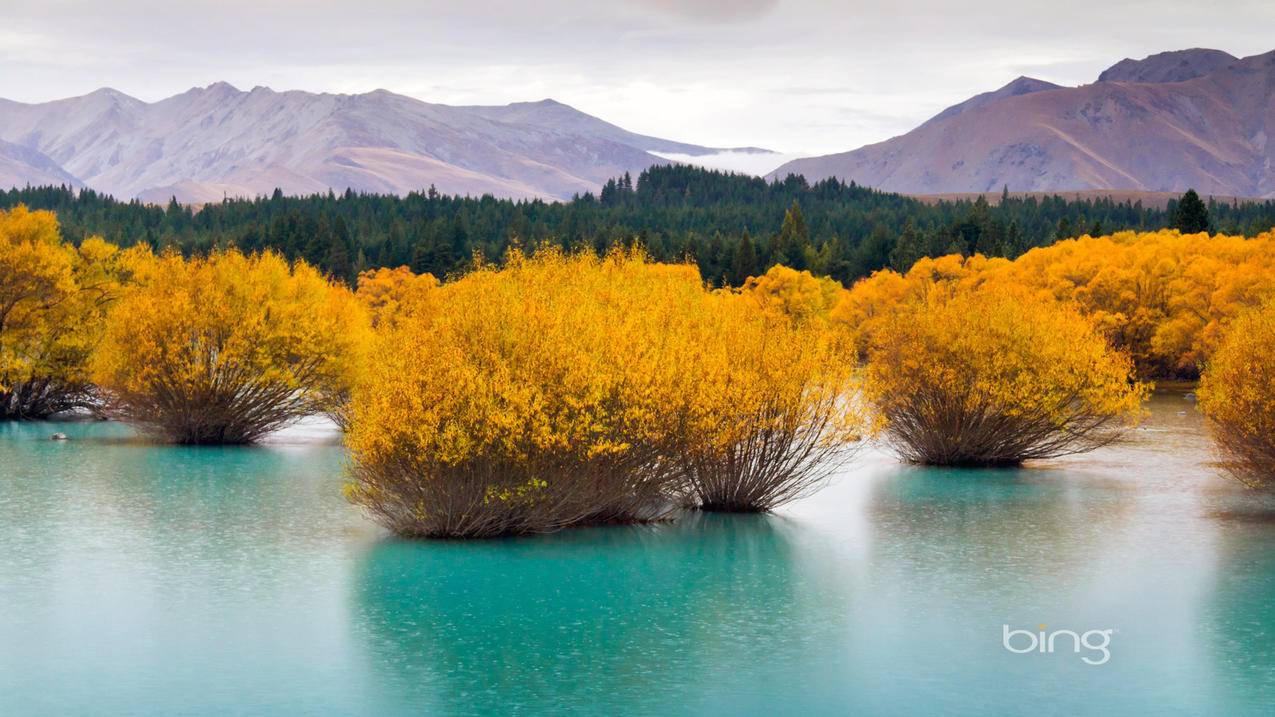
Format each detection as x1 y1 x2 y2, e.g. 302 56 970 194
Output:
862 287 1149 466
354 265 439 329
0 205 148 418
91 249 370 444
345 248 866 537
739 264 845 325
838 230 1275 378
346 248 711 537
674 290 862 511
1198 300 1275 488
312 265 442 431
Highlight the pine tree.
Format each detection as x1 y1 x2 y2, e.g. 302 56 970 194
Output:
1056 217 1073 241
730 231 758 285
447 213 469 270
777 200 810 270
324 215 355 283
1173 189 1211 234
890 220 925 272
410 235 434 275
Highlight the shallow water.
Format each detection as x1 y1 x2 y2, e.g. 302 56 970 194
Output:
1 392 1273 715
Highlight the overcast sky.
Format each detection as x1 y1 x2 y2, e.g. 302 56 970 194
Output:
3 0 1274 156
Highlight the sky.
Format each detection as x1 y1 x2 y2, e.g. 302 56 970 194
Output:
3 0 1275 158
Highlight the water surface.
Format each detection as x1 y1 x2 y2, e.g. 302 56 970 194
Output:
1 393 1273 715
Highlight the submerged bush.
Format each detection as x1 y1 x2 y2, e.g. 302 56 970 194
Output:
345 248 710 538
346 249 869 536
91 249 369 444
673 287 862 512
862 288 1148 466
1198 301 1275 489
0 206 147 419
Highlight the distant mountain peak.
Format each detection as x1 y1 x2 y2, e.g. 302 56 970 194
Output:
1098 48 1238 83
201 81 242 96
769 47 1275 199
928 75 1061 124
76 87 144 109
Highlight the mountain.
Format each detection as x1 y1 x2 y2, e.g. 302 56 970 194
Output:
925 76 1062 124
769 48 1275 198
0 139 82 190
0 84 773 203
1097 48 1238 83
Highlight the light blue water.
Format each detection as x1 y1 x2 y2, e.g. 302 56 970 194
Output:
1 393 1273 715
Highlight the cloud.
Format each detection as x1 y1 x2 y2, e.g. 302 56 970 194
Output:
649 150 807 176
625 0 779 23
2 1 1275 156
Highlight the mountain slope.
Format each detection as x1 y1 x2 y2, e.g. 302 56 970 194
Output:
0 85 772 202
770 48 1275 198
0 139 82 190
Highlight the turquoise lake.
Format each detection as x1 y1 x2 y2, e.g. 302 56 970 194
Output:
2 390 1274 715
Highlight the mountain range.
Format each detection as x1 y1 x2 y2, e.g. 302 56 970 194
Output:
769 48 1275 198
0 84 770 203
3 47 1274 202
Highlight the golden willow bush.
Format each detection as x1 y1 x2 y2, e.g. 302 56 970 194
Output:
354 265 439 329
91 249 370 444
673 291 861 511
0 206 148 419
344 248 864 538
738 264 845 325
836 229 1275 378
312 266 443 431
670 264 861 512
861 288 1148 466
1197 301 1275 489
345 248 705 537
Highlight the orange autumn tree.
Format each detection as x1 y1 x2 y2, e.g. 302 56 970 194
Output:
832 253 1005 358
0 205 148 418
668 264 861 512
1197 300 1275 489
862 287 1148 466
91 249 370 444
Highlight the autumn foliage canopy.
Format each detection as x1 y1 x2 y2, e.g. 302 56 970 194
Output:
837 229 1275 379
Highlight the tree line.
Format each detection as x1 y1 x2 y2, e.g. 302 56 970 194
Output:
4 167 1274 286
